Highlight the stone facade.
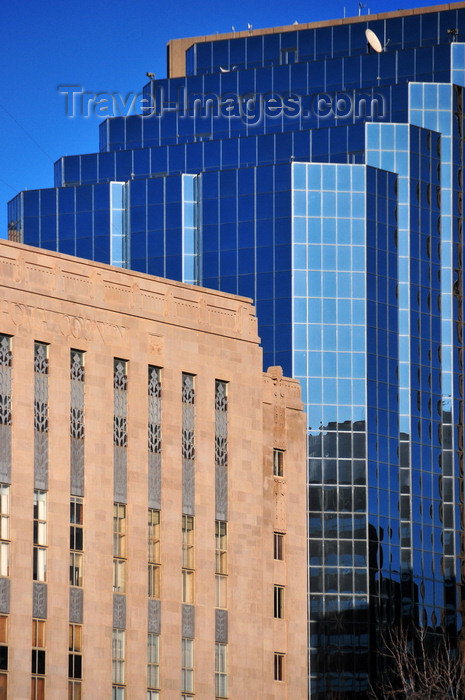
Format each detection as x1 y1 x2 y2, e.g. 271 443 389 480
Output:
0 239 307 699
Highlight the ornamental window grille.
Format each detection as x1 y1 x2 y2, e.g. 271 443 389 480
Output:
113 360 128 448
34 343 48 434
182 374 195 461
0 336 12 427
148 367 161 454
215 381 228 468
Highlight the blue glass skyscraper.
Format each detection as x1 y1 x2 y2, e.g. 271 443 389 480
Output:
8 3 465 696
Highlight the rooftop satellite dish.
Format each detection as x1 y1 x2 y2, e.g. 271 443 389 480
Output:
365 28 383 53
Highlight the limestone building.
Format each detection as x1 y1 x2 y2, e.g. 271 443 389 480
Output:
0 239 307 699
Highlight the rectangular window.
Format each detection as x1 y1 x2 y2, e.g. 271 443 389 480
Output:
70 552 83 587
148 509 160 562
69 680 82 700
32 618 45 700
215 521 227 573
31 676 45 700
147 633 160 690
274 585 284 619
215 642 228 698
182 515 194 604
70 496 84 587
0 487 9 578
68 624 82 680
181 637 194 693
274 532 284 561
113 503 126 593
70 497 83 550
274 652 285 681
112 628 125 685
0 615 8 685
33 491 47 582
273 449 284 477
215 573 227 610
148 564 160 599
148 509 160 598
215 520 227 609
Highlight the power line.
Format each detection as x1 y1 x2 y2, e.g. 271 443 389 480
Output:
0 102 54 162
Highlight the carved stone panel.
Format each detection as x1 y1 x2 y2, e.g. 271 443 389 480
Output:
70 351 85 497
182 374 195 515
182 604 195 638
182 459 195 516
33 582 47 619
114 446 127 504
216 464 228 522
0 427 11 484
273 478 287 531
215 609 228 643
148 599 161 635
69 587 83 623
148 452 161 510
0 579 10 614
70 438 84 497
34 432 48 491
0 336 12 485
113 594 126 629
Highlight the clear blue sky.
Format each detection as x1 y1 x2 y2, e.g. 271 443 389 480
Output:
1 0 432 237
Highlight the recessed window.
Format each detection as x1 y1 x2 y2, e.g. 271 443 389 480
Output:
32 618 45 700
273 449 284 477
112 628 125 688
68 624 82 680
274 652 285 681
215 520 228 608
33 491 47 582
215 642 228 698
181 637 194 693
113 504 126 593
274 532 284 561
0 486 10 578
147 633 160 693
148 509 160 598
274 585 284 619
182 515 194 604
70 497 83 587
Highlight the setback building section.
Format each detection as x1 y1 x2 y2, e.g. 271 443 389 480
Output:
0 239 307 699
